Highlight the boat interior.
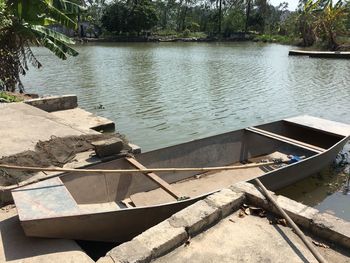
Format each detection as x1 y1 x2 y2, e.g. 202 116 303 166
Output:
53 119 345 213
12 118 347 222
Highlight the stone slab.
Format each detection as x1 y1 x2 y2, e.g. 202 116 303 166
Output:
205 188 245 217
135 220 188 258
0 207 93 263
311 212 350 249
99 184 350 263
92 138 123 158
0 103 91 158
233 182 350 249
107 239 152 263
25 95 78 112
168 200 221 236
51 108 115 133
154 210 350 263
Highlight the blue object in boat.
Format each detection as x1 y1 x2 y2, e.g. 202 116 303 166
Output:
289 155 301 164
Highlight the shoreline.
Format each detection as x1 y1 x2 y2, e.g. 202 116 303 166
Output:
75 35 350 51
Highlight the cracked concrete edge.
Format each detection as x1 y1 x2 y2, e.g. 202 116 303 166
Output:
25 94 78 112
232 182 350 249
97 181 350 263
96 188 245 263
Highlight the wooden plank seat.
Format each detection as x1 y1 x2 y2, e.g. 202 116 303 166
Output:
129 151 289 207
246 127 326 154
125 157 182 200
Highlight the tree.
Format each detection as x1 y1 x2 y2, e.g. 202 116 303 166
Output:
128 0 159 34
101 0 158 35
0 0 84 92
101 1 128 33
314 0 349 50
297 0 349 49
297 0 318 46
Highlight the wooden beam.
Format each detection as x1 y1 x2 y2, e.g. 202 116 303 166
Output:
125 157 181 200
246 127 325 154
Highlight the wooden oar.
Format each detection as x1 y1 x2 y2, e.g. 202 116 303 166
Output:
0 160 285 174
0 159 287 191
254 178 327 263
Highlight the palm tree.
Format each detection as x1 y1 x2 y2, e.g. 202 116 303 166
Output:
0 0 84 92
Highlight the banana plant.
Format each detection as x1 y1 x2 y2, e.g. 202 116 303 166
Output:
297 0 321 46
0 0 85 92
313 0 349 50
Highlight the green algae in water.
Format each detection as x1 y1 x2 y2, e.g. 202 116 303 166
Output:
277 165 350 221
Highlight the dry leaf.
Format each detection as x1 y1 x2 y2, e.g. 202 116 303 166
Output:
312 241 329 248
184 237 191 247
238 210 245 218
276 218 288 227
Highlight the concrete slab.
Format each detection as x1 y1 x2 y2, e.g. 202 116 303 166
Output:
25 95 78 112
154 211 350 263
0 103 94 158
51 108 115 133
0 207 93 263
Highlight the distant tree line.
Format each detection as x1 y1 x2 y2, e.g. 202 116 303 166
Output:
84 0 350 49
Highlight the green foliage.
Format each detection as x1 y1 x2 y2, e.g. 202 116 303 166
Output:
222 8 246 35
314 0 349 50
0 91 22 102
182 28 191 37
0 0 85 92
101 0 158 34
297 0 349 49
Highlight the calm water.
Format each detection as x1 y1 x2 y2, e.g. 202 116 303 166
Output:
23 42 350 219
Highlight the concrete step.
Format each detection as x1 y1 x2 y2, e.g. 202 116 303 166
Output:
51 108 115 133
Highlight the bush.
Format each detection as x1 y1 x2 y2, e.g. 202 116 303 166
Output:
182 28 191 37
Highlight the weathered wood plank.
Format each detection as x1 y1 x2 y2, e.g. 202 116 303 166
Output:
246 127 325 154
125 157 181 199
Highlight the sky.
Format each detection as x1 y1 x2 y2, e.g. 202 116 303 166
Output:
269 0 299 11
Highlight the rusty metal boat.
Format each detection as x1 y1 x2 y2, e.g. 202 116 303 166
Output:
12 115 350 242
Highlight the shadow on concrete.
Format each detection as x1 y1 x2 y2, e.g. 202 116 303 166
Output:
272 223 310 263
0 213 82 261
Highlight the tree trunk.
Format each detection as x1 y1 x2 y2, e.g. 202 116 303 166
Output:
245 0 251 33
218 0 222 35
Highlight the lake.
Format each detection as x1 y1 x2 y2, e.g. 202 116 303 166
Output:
23 42 350 220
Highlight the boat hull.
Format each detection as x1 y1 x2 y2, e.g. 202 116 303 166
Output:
259 138 348 190
20 138 348 242
21 195 205 242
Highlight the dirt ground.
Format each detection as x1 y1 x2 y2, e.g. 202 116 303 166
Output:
0 133 129 186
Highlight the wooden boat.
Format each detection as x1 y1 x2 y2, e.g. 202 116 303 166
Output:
289 49 350 59
12 115 350 242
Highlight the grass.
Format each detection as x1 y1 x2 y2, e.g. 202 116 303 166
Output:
0 91 23 102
